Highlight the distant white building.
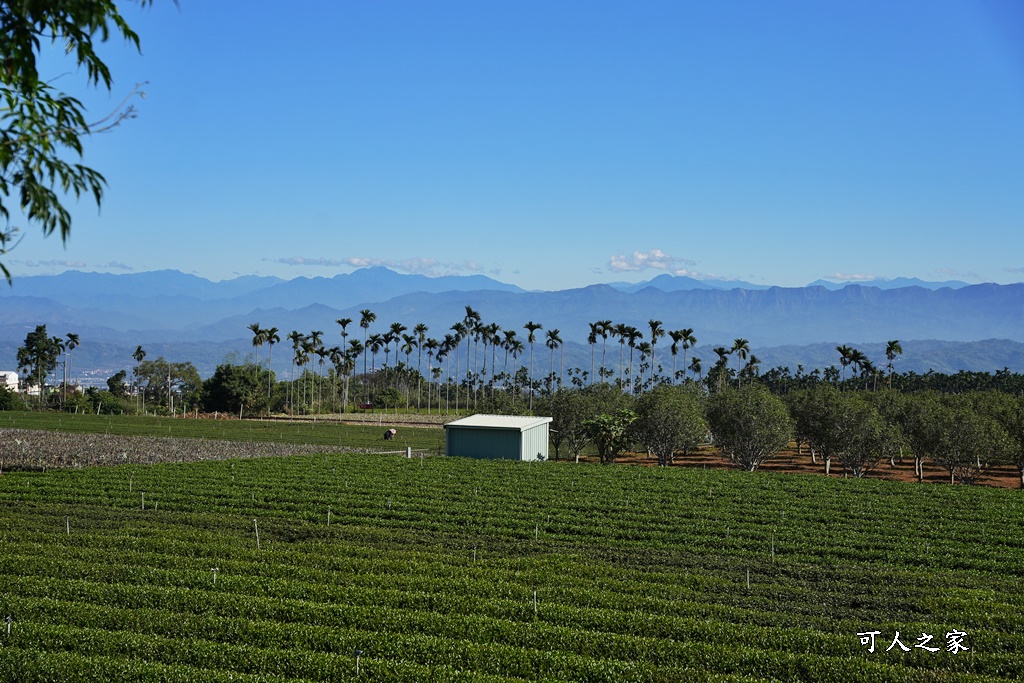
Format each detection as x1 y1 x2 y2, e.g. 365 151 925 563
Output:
0 371 17 392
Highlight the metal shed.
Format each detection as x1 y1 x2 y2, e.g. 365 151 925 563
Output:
444 414 553 461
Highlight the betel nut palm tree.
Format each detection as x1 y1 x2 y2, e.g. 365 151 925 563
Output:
689 355 703 382
587 322 601 386
65 332 79 387
669 329 683 382
712 346 730 392
836 344 854 385
885 339 903 388
847 348 868 389
597 319 613 381
264 327 280 405
731 338 749 386
545 328 562 390
287 330 304 413
413 322 429 409
523 321 543 409
359 309 376 378
248 322 266 406
613 322 629 387
133 345 146 412
647 319 664 384
679 328 696 383
626 327 642 392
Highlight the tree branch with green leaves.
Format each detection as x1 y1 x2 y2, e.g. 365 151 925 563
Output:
0 0 157 283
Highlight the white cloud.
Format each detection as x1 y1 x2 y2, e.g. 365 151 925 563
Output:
1002 266 1024 274
336 256 389 269
19 259 89 269
275 256 497 278
824 272 876 281
394 257 442 274
607 249 697 274
98 261 134 271
934 267 980 280
276 256 348 267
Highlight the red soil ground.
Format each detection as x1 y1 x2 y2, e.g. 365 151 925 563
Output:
569 444 1023 490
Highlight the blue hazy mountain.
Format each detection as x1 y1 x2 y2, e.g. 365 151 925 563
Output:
0 266 524 329
224 266 526 311
807 277 971 291
0 269 284 301
2 269 1022 378
609 274 769 292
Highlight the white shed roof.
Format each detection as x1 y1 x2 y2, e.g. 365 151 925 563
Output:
445 414 552 432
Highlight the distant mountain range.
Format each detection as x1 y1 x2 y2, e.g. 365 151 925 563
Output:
1 268 1021 379
606 274 770 292
806 277 970 291
0 267 525 330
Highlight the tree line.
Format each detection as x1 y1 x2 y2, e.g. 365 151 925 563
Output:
6 316 1024 488
13 310 1024 415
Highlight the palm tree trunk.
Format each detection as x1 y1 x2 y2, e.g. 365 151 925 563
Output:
560 344 565 388
267 345 274 407
529 343 535 410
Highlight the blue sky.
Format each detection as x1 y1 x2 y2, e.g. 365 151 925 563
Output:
6 0 1024 290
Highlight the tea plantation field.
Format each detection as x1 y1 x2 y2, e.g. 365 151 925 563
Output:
1 451 1022 681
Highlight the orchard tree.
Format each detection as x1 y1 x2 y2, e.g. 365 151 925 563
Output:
542 383 631 463
541 388 586 461
790 385 902 478
832 396 903 478
789 385 844 475
996 396 1024 489
785 386 831 462
706 385 791 471
892 392 944 483
1 1 155 281
583 409 636 465
632 385 707 466
932 397 1012 484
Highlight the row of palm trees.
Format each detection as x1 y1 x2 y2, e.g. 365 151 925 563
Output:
243 309 713 414
242 305 910 415
248 323 356 413
836 340 903 390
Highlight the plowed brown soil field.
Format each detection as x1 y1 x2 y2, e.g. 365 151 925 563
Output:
569 444 1023 489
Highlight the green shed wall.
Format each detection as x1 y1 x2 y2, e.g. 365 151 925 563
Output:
520 423 549 461
445 423 550 461
446 427 521 460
